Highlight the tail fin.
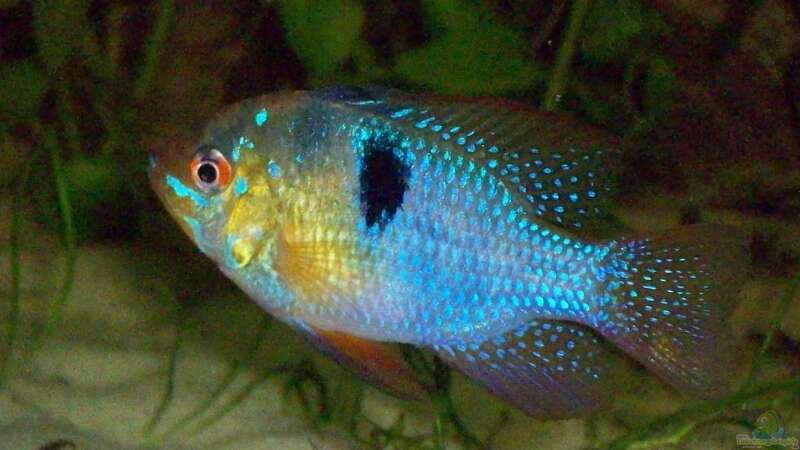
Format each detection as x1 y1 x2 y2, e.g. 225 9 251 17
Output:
596 225 748 397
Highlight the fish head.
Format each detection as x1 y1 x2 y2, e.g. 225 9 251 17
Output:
148 91 314 275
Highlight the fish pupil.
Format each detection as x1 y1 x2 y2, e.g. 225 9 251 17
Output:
359 137 409 230
197 162 217 184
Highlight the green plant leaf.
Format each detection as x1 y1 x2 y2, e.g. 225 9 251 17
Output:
279 0 364 79
643 56 676 121
582 0 645 63
0 59 49 120
33 0 90 72
394 0 543 95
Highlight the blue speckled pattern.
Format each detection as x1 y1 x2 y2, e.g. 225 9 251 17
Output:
435 319 609 418
149 86 746 418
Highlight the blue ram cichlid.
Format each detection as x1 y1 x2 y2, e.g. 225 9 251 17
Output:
148 86 745 418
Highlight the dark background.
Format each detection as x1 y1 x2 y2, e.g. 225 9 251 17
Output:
2 0 798 245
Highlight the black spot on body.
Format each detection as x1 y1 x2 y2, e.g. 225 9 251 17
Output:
360 136 410 229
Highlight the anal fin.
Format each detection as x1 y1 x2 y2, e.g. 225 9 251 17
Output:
294 322 429 400
434 319 611 419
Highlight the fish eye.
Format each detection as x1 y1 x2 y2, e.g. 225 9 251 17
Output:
190 147 231 193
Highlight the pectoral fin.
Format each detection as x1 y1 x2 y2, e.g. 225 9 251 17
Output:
294 322 429 400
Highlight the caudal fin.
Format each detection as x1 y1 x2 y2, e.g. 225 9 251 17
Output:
596 225 748 397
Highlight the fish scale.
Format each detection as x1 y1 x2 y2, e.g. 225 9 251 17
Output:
149 86 747 417
328 116 604 344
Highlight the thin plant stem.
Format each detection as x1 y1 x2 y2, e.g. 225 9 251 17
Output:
144 293 184 435
543 0 592 111
607 376 800 450
58 84 82 156
531 0 570 52
743 272 800 390
430 357 484 450
133 0 175 101
432 413 446 450
0 149 31 388
154 314 271 440
329 369 364 433
31 125 77 352
484 409 511 449
286 360 331 427
181 362 298 439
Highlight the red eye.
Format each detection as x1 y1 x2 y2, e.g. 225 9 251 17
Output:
190 147 231 192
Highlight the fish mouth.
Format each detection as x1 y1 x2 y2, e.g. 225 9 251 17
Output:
222 230 268 270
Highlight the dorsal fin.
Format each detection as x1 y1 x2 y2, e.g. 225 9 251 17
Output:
316 86 620 231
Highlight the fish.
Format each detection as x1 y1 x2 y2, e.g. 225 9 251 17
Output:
148 86 747 418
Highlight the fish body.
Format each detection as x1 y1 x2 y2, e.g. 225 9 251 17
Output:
149 86 745 417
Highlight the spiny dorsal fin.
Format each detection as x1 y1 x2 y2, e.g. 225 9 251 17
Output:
316 86 620 231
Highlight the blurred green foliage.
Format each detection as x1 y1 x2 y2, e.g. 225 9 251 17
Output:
33 0 91 72
280 0 365 80
392 0 544 94
0 59 47 120
0 0 685 243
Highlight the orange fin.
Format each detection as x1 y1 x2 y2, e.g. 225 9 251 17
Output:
297 324 429 399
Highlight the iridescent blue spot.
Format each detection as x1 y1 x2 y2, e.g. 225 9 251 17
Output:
390 107 414 119
267 160 282 178
431 124 443 132
233 177 248 196
587 190 597 198
239 136 255 149
231 147 241 162
488 159 498 169
166 175 208 207
255 108 268 126
296 154 305 163
415 117 435 128
182 215 204 248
